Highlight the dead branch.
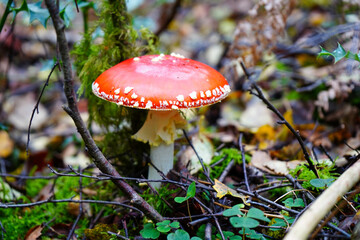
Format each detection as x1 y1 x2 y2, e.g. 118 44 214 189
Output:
44 0 163 222
284 160 360 239
240 62 319 178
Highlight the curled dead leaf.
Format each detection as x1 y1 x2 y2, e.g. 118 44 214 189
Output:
213 179 249 205
25 224 44 240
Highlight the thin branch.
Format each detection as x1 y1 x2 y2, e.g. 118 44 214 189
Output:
27 62 59 157
239 133 251 192
44 0 163 222
285 174 315 201
107 231 129 240
218 159 234 182
284 160 360 239
0 198 142 214
256 183 293 193
240 62 319 178
319 145 334 163
182 129 214 185
67 167 83 240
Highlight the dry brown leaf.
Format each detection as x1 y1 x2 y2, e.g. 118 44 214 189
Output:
178 134 214 174
82 188 98 197
0 131 14 158
250 150 303 175
3 93 49 130
25 224 44 240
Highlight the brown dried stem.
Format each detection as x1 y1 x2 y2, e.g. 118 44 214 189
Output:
240 62 319 178
44 0 163 222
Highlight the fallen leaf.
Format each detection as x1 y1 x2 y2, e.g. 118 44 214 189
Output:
239 97 274 130
250 151 303 175
179 134 214 174
25 224 44 240
63 152 91 168
0 131 14 157
82 188 98 197
213 179 249 205
3 93 49 130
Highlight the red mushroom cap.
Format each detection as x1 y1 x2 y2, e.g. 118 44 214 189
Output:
92 54 231 110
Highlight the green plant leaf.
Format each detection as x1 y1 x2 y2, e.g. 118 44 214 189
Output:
229 235 243 240
230 217 260 228
156 225 170 233
156 220 170 226
217 231 234 239
318 43 360 64
243 228 264 240
140 223 160 239
156 220 171 233
269 216 294 231
59 5 71 27
169 221 180 228
223 204 245 217
190 237 202 240
247 208 271 223
282 198 305 208
175 182 196 203
310 178 334 188
27 1 50 27
11 0 28 14
167 229 190 240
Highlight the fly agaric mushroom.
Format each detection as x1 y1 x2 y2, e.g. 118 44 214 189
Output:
92 53 230 188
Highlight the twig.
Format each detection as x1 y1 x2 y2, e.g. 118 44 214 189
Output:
67 167 83 240
309 186 360 239
239 133 251 192
247 201 275 212
319 145 334 163
285 174 315 201
107 231 129 240
182 129 214 185
236 188 300 214
240 62 319 178
256 183 293 193
26 62 59 157
0 198 142 213
0 220 5 240
44 0 163 222
74 0 79 13
204 223 212 240
218 159 234 182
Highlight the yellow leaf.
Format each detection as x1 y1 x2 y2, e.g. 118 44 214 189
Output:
283 109 293 126
0 131 14 158
212 179 249 205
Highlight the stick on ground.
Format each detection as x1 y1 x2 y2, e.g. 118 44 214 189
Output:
284 160 360 239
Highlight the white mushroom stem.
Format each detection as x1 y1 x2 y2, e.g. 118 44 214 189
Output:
132 110 187 188
148 142 174 188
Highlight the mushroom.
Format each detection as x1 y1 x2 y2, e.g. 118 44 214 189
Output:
92 53 231 188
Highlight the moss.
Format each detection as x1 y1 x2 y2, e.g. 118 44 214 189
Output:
85 223 118 240
0 176 93 239
206 148 250 180
72 0 159 175
289 162 338 190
